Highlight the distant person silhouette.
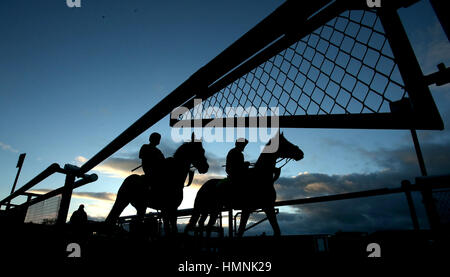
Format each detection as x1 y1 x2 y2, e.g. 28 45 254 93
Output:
70 204 87 225
139 132 165 181
226 138 250 185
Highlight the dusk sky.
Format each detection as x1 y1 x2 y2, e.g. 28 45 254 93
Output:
1 0 449 235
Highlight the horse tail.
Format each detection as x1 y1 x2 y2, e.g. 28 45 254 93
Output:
105 174 140 225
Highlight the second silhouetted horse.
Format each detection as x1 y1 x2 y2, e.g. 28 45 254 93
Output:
185 133 303 237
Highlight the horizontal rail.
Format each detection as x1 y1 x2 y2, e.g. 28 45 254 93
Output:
276 181 449 207
0 163 64 206
118 179 450 221
415 174 450 185
170 113 440 130
19 173 98 208
275 187 403 207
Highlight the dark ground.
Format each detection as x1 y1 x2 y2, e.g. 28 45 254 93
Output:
0 220 448 273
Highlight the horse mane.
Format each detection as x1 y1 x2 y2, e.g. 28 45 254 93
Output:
256 138 278 166
255 134 287 166
260 133 284 153
173 142 190 160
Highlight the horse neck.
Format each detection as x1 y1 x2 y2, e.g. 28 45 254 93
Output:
173 147 192 174
255 151 278 170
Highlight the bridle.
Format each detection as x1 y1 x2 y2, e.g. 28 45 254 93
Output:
276 157 293 169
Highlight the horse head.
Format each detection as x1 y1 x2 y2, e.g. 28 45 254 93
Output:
188 133 209 174
274 132 304 161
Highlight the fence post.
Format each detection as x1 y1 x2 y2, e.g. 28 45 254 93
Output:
417 178 441 231
56 165 76 226
228 209 233 238
6 153 26 210
401 180 419 230
410 130 441 231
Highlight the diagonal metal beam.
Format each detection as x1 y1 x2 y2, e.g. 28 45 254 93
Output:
78 0 334 175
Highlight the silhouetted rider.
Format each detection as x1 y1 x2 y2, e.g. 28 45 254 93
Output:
226 138 250 185
139 132 165 180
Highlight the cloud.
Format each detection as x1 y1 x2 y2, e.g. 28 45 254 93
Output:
63 136 450 235
205 153 226 175
0 141 18 153
75 143 227 180
72 191 116 202
73 141 176 179
28 189 116 203
75 155 142 179
263 139 450 235
415 22 450 75
273 142 428 200
245 194 415 235
190 172 225 188
360 140 450 176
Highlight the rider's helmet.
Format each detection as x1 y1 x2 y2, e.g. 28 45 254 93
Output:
149 132 161 145
235 138 248 149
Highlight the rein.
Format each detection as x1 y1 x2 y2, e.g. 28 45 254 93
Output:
276 158 292 169
185 165 196 187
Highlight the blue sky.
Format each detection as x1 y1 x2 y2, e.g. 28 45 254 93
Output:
1 0 449 233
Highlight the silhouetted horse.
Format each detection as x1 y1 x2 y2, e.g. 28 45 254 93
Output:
185 133 303 237
106 135 209 234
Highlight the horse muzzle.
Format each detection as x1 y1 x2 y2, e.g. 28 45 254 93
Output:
198 165 209 174
294 148 304 161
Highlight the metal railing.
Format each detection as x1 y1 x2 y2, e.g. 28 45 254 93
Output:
1 0 448 234
0 164 97 225
117 175 450 237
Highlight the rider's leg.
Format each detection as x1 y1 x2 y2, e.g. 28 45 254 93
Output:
237 210 250 237
105 198 129 225
263 207 281 237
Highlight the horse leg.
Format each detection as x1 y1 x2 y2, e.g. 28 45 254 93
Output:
105 198 129 225
161 209 171 236
136 205 148 234
126 205 145 235
198 213 208 228
263 207 281 237
197 213 208 237
169 208 178 234
237 210 250 237
206 212 219 238
136 206 146 221
184 209 200 234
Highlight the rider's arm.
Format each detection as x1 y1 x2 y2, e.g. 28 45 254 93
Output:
139 145 150 174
